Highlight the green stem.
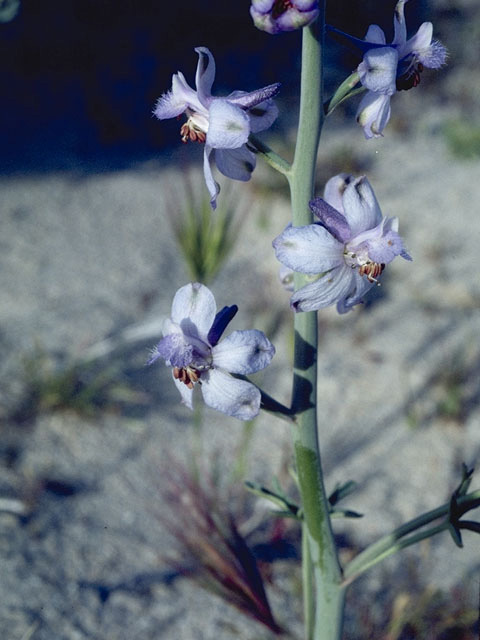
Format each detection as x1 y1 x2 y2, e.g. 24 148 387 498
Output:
344 490 480 583
302 522 314 640
289 14 344 640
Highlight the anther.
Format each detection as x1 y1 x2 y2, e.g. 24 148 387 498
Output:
180 120 206 144
358 262 385 283
396 64 423 91
173 365 201 388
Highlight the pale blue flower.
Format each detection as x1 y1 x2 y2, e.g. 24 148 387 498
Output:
273 174 412 313
329 0 447 138
250 0 319 35
154 47 280 208
149 283 275 420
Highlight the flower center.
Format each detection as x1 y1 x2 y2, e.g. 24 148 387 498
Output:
396 60 424 91
344 249 386 283
179 112 208 144
272 0 293 19
173 365 202 389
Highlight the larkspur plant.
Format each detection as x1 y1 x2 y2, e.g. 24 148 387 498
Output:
150 2 480 639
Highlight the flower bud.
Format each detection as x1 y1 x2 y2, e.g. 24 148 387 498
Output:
250 0 319 35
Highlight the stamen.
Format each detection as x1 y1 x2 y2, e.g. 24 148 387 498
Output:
358 262 385 284
180 119 206 144
396 62 423 91
173 365 202 388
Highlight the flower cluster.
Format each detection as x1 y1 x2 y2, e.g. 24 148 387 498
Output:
346 0 447 138
273 174 411 313
149 283 275 420
154 47 280 209
150 1 448 417
250 0 319 35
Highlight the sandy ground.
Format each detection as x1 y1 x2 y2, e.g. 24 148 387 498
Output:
1 36 480 640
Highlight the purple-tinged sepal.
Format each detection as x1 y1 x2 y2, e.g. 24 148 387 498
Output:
309 197 352 243
208 305 238 346
227 84 280 110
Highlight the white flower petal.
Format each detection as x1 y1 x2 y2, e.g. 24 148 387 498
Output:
215 146 256 182
356 91 391 139
153 91 185 120
336 272 374 314
323 173 351 214
365 24 386 45
203 145 220 210
207 100 250 149
162 318 182 337
342 176 383 236
416 39 447 69
171 283 216 343
248 99 279 133
212 330 275 375
173 72 206 113
358 47 398 95
291 266 355 312
173 376 194 410
201 369 261 420
153 72 196 120
404 21 433 56
273 224 344 275
393 0 408 46
194 47 216 106
251 0 274 12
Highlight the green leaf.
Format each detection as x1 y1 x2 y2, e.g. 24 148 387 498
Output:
324 72 363 116
330 507 363 520
447 523 463 548
328 480 358 506
454 464 474 498
458 520 480 535
244 480 300 517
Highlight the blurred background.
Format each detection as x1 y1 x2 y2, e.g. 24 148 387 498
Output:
1 1 480 638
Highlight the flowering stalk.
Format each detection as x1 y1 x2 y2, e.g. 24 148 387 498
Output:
288 11 345 640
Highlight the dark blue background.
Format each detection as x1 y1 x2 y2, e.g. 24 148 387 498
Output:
1 0 426 173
